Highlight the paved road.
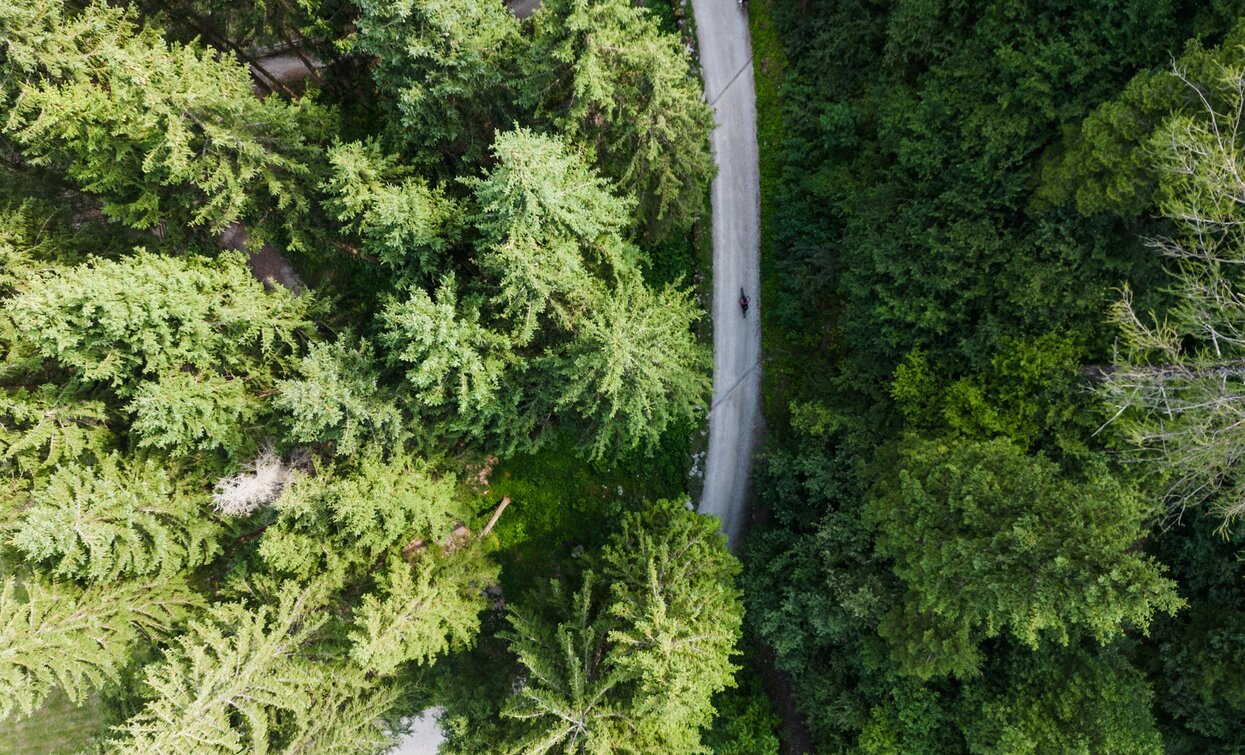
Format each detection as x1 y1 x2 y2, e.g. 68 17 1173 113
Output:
693 0 762 550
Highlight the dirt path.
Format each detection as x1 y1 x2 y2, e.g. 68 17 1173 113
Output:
692 0 762 550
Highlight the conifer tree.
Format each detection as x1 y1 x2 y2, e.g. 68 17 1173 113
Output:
554 277 710 461
351 0 520 169
350 548 499 676
1 0 323 240
469 128 635 341
127 372 259 457
501 574 630 754
0 576 200 722
322 140 459 275
378 276 512 440
500 502 742 753
111 583 334 754
5 251 310 391
599 499 742 748
520 0 714 240
11 454 221 582
274 337 407 457
257 454 461 582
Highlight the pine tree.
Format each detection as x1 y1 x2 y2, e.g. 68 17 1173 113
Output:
350 0 520 169
11 453 222 582
0 385 112 478
500 501 742 753
350 548 498 676
501 574 631 754
1 0 323 240
469 128 635 342
5 251 310 391
554 277 710 461
274 336 407 458
127 372 259 457
599 499 742 749
257 453 461 581
0 576 200 722
111 583 331 754
378 276 512 438
520 0 715 240
321 140 459 275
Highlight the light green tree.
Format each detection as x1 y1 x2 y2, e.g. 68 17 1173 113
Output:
351 0 520 169
501 574 631 754
257 454 461 582
110 582 363 754
500 501 742 753
598 499 741 749
322 140 459 274
865 438 1183 680
4 251 310 391
127 372 259 457
554 277 710 461
0 576 200 722
274 336 406 457
469 128 635 341
0 385 112 477
1 0 323 241
520 0 714 239
350 548 498 676
11 454 222 582
378 276 512 437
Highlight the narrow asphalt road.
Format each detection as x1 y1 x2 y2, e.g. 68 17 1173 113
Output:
693 0 762 550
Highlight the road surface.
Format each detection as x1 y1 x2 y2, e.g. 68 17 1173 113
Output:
693 0 762 550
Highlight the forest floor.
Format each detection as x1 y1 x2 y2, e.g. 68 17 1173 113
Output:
692 0 763 549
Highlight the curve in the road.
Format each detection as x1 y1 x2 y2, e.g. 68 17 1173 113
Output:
692 1 762 550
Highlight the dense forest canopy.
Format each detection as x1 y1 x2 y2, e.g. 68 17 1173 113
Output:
0 0 739 752
7 0 1245 752
747 0 1245 752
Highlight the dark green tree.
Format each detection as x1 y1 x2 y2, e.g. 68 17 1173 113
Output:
865 438 1181 680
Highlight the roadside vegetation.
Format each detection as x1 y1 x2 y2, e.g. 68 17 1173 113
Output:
745 0 1245 751
0 0 738 752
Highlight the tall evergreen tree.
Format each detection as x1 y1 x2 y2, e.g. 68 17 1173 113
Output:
1 0 324 241
351 0 520 170
5 251 310 392
0 576 200 722
520 0 714 240
11 454 221 582
110 582 367 753
350 547 498 676
499 501 742 753
554 276 709 461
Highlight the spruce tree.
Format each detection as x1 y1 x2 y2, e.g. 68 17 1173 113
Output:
350 548 499 676
0 576 200 722
520 0 714 240
11 454 221 582
1 0 323 240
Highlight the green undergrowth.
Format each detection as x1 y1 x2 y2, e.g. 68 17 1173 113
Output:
0 692 112 755
748 0 800 440
486 424 694 596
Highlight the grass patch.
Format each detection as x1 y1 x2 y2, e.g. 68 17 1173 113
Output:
0 692 112 755
485 425 694 596
748 0 797 433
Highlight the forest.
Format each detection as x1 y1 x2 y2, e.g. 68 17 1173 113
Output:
746 0 1245 752
0 0 741 752
6 0 1245 753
